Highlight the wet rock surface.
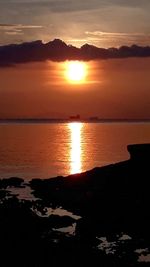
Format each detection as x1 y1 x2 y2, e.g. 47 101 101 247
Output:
0 144 150 266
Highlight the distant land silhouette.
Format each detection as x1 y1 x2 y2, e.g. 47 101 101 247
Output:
0 118 150 123
1 39 150 66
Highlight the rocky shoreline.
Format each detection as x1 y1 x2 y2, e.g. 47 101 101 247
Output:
0 143 150 266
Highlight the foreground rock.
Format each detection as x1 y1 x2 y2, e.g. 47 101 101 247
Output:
0 144 150 266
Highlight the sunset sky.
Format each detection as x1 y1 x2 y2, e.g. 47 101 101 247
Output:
0 0 150 120
0 0 150 47
0 58 150 119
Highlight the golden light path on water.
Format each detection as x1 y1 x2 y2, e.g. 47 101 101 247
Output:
69 122 83 174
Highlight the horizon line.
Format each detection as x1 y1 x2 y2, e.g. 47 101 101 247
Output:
0 118 150 122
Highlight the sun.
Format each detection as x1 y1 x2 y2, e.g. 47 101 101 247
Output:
65 61 87 83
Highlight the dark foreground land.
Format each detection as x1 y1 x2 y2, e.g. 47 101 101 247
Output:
0 144 150 267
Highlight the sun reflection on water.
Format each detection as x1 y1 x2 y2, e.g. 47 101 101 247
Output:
69 122 83 174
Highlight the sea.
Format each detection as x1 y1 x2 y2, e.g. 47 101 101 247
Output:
0 121 150 180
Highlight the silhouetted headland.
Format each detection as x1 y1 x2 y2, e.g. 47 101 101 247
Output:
0 143 150 266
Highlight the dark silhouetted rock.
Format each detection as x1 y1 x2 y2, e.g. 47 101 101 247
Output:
128 143 150 162
0 144 150 266
0 177 24 189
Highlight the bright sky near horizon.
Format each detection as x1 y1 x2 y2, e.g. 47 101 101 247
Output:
0 0 150 47
0 58 150 119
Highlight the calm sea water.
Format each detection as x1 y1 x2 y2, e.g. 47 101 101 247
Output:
0 122 149 180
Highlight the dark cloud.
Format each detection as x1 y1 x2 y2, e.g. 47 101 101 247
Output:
0 0 103 13
0 38 150 67
0 0 150 13
108 0 150 8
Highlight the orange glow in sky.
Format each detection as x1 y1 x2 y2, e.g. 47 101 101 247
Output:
0 59 150 120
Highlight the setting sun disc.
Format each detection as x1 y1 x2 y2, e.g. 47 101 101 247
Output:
65 61 87 83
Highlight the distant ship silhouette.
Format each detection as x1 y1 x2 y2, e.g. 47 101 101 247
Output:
69 114 80 121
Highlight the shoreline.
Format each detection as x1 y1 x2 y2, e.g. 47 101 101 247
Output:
0 143 150 266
